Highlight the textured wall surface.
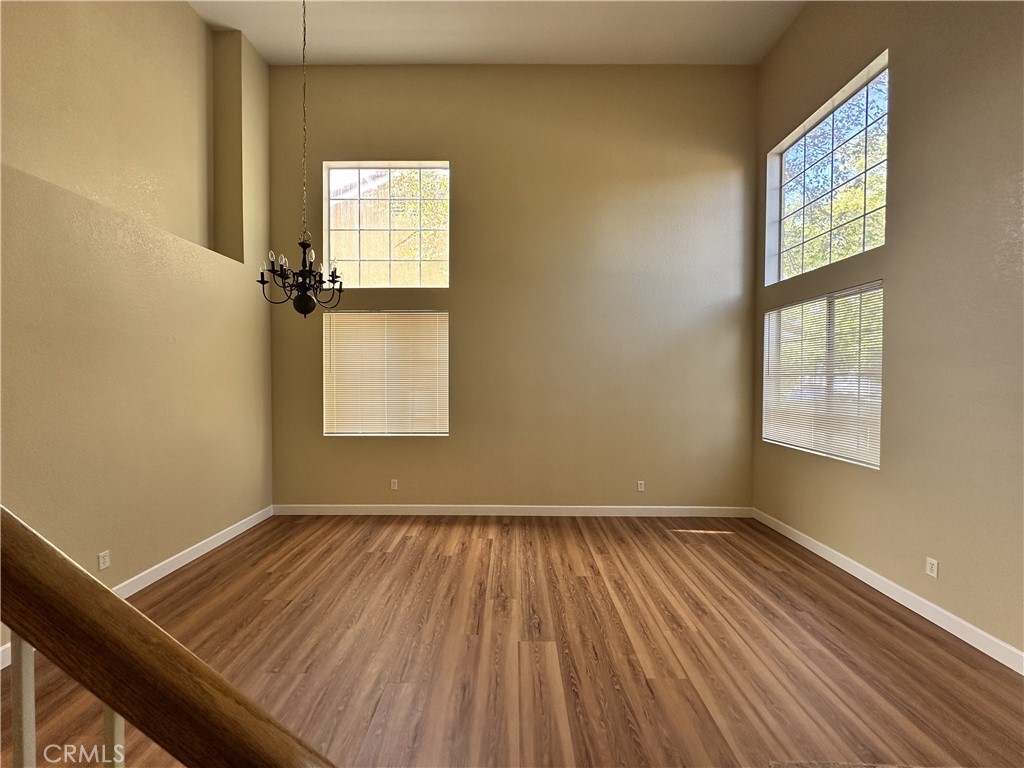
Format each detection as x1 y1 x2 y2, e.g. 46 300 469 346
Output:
1 2 213 247
0 2 273 591
753 2 1024 649
1 168 273 586
269 66 757 507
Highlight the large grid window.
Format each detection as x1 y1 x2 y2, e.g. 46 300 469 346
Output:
325 162 450 288
779 69 888 280
763 282 883 468
323 312 449 436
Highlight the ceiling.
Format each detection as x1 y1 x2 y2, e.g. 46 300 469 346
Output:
189 1 805 66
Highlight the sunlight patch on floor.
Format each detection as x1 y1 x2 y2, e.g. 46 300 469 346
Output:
668 529 736 535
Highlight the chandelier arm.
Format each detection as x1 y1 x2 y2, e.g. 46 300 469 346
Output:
318 289 343 309
272 269 292 288
261 283 292 305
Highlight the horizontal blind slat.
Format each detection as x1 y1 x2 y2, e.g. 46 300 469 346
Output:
763 282 883 468
324 312 449 435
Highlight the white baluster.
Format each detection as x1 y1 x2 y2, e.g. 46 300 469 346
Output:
102 706 125 768
11 633 36 768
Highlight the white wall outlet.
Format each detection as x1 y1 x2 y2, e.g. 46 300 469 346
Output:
926 557 938 578
98 550 111 571
390 479 399 490
637 480 645 492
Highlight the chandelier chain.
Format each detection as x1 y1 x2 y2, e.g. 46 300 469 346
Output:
258 0 343 317
300 0 309 242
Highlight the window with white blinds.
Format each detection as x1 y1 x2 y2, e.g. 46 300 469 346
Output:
323 312 449 436
763 282 883 467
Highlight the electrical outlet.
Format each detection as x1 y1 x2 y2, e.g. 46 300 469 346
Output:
98 550 111 571
637 480 645 492
390 479 399 490
926 557 938 578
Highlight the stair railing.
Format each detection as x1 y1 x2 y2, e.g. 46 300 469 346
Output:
1 506 335 768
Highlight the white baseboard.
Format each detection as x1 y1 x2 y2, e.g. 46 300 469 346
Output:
0 506 273 669
112 506 273 599
751 507 1024 675
273 504 753 517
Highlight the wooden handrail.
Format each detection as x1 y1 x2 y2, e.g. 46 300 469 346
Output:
0 507 335 768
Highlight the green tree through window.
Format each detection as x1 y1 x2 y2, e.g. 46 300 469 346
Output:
779 70 888 280
326 164 450 288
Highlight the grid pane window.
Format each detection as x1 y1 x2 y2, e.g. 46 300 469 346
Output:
326 163 450 288
763 282 883 467
779 69 888 280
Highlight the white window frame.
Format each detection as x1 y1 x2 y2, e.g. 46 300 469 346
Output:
323 161 450 289
763 281 883 469
765 50 889 285
323 311 449 437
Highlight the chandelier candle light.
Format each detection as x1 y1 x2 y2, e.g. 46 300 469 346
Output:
259 0 342 317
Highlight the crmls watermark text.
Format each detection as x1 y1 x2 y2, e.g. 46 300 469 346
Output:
44 743 125 764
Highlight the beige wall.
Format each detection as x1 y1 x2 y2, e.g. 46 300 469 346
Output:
213 31 246 263
212 31 271 265
1 3 273 592
1 2 213 247
753 3 1024 649
270 66 756 507
241 37 271 271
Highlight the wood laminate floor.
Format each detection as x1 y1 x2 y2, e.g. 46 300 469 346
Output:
2 516 1022 767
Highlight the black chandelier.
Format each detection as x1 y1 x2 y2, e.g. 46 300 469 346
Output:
258 0 342 317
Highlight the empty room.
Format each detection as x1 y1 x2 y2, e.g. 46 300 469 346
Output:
1 1 1022 766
